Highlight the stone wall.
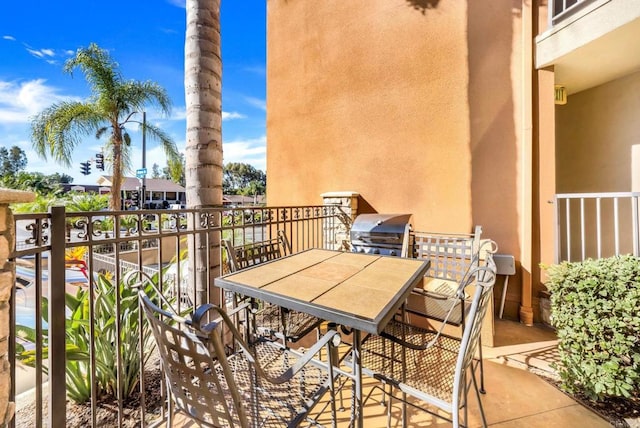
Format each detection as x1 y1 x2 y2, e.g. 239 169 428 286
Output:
0 189 35 427
321 191 359 251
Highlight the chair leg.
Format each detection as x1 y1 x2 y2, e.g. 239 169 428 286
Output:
471 367 488 428
386 387 392 428
326 341 338 428
478 335 486 394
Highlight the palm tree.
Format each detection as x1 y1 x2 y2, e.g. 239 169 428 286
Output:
31 43 183 211
185 0 223 305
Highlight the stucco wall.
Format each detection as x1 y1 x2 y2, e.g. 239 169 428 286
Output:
555 70 640 260
266 1 531 319
556 70 640 193
267 0 472 230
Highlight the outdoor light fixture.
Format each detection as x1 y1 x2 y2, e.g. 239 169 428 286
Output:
554 85 567 105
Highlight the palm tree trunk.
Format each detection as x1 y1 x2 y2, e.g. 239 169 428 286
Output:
111 130 124 211
185 0 223 306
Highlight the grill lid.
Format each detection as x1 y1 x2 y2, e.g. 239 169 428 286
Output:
350 213 413 256
351 214 413 236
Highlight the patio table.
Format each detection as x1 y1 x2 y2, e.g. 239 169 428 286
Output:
214 248 430 428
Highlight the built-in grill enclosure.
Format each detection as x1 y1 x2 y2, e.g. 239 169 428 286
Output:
350 214 413 257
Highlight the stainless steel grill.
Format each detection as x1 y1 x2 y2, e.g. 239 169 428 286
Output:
350 213 413 257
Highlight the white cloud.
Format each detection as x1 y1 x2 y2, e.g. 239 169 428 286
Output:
166 0 185 8
26 48 56 59
223 135 267 171
168 106 186 121
244 96 266 111
243 65 266 75
24 46 73 63
3 35 16 41
26 48 45 58
0 79 77 124
222 111 246 121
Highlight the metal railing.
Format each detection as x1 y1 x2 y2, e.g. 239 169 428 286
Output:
554 192 640 263
549 0 596 25
9 204 347 428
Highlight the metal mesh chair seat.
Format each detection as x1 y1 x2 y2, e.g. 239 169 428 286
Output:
223 233 322 343
350 254 497 428
224 341 332 426
136 281 342 428
360 321 464 404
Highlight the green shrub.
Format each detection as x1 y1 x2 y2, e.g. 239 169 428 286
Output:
545 255 640 400
15 272 164 403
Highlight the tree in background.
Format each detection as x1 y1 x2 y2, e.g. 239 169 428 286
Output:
223 162 266 195
151 153 186 187
0 146 27 176
49 173 74 184
0 146 74 195
1 171 66 195
163 153 185 187
240 180 266 205
151 163 162 179
31 43 183 211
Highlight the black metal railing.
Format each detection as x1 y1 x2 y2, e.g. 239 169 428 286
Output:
9 205 347 427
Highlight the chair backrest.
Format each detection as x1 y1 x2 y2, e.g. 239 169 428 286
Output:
223 230 290 273
139 290 249 428
413 225 483 282
452 252 497 405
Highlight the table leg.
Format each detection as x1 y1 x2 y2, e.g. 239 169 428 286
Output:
353 329 363 428
499 275 509 319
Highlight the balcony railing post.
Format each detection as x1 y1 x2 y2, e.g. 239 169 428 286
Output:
48 206 66 427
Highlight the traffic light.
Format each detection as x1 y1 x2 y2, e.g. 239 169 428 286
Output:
95 153 104 171
80 161 91 176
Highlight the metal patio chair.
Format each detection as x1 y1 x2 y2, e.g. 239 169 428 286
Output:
358 252 497 428
135 278 342 428
222 231 322 344
405 226 494 392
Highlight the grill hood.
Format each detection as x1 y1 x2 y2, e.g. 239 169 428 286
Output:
350 214 413 256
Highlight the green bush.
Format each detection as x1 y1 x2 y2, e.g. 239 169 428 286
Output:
545 255 640 400
15 272 163 403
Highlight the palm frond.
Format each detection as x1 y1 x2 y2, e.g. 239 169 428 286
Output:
118 81 172 117
64 44 121 102
31 102 106 166
139 122 183 180
95 126 108 139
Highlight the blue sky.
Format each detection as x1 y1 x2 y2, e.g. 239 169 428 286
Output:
0 0 266 184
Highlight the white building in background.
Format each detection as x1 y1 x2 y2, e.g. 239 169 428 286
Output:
96 176 186 209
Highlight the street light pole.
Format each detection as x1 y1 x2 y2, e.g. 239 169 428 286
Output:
140 111 147 209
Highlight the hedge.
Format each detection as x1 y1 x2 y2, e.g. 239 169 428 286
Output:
545 254 640 400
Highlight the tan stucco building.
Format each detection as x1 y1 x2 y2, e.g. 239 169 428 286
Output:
265 0 640 323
